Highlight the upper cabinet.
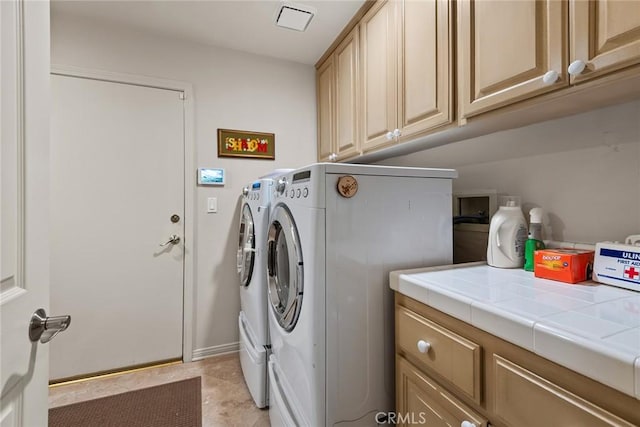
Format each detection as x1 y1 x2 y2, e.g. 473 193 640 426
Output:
399 0 453 140
360 0 453 153
317 56 334 162
458 0 640 120
360 0 398 152
569 0 640 83
457 0 568 119
317 27 360 162
316 0 640 162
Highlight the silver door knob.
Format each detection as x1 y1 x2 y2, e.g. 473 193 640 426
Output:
159 234 180 246
29 308 71 344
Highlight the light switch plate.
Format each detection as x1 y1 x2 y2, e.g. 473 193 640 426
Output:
207 197 217 213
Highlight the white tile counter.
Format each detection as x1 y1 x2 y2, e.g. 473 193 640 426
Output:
390 262 640 400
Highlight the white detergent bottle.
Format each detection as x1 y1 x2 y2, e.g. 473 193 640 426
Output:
487 197 528 268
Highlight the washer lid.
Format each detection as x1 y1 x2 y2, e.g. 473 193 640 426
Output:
267 204 303 332
237 203 255 286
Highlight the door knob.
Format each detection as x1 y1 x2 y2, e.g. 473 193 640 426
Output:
29 308 71 344
159 234 180 246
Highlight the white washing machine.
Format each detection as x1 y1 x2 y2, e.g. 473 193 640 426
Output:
266 163 457 426
237 178 274 408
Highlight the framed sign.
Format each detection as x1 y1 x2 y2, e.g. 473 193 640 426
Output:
217 128 275 160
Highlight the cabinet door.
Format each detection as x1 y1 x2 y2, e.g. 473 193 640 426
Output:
335 28 359 160
396 306 481 403
399 0 452 139
570 0 640 83
458 0 567 118
396 357 488 427
493 355 636 427
316 56 334 161
360 0 398 152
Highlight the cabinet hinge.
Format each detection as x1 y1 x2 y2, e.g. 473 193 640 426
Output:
179 92 186 100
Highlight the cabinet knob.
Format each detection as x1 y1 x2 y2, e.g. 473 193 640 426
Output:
417 339 431 353
461 422 477 427
329 153 337 162
542 70 559 85
568 60 586 76
386 129 402 141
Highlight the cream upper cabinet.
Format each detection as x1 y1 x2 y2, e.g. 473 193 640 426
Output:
399 0 453 140
458 0 568 119
334 28 360 160
316 28 359 162
360 0 398 153
316 56 334 162
569 0 640 83
361 0 453 153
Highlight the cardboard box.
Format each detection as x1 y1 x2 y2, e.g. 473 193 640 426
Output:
534 249 594 284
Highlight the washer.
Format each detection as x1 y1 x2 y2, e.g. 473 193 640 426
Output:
266 163 457 426
237 177 274 408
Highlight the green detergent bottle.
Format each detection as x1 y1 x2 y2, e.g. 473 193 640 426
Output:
524 208 545 272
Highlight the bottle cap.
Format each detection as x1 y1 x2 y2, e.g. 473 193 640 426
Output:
529 207 544 223
498 195 521 208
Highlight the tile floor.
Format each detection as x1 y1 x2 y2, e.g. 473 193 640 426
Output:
49 353 270 427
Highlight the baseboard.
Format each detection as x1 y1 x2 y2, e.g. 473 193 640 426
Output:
191 342 239 361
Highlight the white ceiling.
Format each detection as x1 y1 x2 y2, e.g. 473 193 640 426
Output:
51 0 365 65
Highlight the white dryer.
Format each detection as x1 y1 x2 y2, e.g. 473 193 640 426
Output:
237 178 274 408
266 163 457 426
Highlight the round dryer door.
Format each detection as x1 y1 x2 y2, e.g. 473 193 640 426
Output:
267 204 303 332
237 203 255 286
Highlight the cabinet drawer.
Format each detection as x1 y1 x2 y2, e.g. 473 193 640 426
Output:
396 356 488 427
493 355 636 427
396 306 481 403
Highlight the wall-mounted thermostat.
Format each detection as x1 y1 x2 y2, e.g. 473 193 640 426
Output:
197 168 225 186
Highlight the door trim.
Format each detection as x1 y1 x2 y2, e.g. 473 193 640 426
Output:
50 64 196 363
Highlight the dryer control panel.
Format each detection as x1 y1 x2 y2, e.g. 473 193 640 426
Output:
276 172 310 200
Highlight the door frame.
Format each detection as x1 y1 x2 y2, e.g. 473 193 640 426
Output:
50 64 196 363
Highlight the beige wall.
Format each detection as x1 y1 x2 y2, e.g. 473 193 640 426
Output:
51 12 317 356
380 100 640 244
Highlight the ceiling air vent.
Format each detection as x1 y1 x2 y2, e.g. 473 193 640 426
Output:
275 3 316 32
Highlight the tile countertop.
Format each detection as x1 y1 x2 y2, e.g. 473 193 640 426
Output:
390 262 640 400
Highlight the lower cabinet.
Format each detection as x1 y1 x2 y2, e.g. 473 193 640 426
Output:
397 356 488 427
395 293 640 427
492 355 634 427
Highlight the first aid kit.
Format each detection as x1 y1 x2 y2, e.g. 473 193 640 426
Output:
593 237 640 292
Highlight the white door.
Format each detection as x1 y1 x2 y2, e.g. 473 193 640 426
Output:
1 0 52 425
49 74 185 380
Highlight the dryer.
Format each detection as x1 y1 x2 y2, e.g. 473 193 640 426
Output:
266 163 457 426
237 178 274 408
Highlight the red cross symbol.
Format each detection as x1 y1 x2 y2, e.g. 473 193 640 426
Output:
624 267 640 280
